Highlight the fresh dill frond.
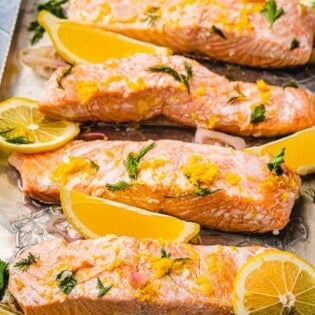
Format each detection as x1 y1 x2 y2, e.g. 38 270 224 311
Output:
97 278 113 297
124 142 155 180
148 61 193 93
29 0 69 44
228 84 246 104
14 253 38 272
106 181 132 192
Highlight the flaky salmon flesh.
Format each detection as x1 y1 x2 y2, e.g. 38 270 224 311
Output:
67 0 314 67
9 235 269 315
39 54 315 138
9 139 301 233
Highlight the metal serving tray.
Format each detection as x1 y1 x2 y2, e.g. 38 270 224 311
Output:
0 0 315 272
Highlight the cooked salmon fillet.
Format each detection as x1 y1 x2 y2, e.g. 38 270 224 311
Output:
9 139 301 233
67 0 314 68
39 54 315 138
8 235 270 315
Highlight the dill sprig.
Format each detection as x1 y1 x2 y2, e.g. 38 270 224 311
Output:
124 142 155 180
97 278 113 297
305 187 315 203
194 186 221 196
106 181 132 192
28 0 69 45
228 84 246 104
148 61 193 93
14 253 38 272
142 6 161 27
57 63 74 89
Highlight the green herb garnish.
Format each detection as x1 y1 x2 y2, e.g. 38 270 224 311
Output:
97 278 113 297
225 74 239 82
28 0 69 44
283 79 299 89
160 247 171 258
250 104 266 123
5 136 33 144
290 38 300 51
124 142 155 180
56 270 77 294
0 260 9 298
262 0 284 27
195 187 221 196
57 64 74 89
88 158 100 171
106 181 132 191
305 187 315 203
211 25 226 39
0 127 14 135
228 84 246 104
267 148 285 175
148 61 193 93
142 6 161 27
14 253 38 272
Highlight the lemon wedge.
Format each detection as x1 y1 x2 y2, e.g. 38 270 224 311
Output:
60 188 200 242
233 250 315 315
0 97 79 153
246 126 315 175
38 10 172 64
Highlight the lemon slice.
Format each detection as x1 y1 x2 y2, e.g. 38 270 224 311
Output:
246 126 315 175
60 187 200 242
0 304 23 315
233 250 315 315
38 10 172 64
0 97 79 153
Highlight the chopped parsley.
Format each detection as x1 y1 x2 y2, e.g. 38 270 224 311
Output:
97 278 113 297
124 142 155 180
56 270 77 294
14 252 38 272
0 260 9 299
106 181 132 191
262 0 284 27
148 61 193 93
267 148 285 175
250 104 266 123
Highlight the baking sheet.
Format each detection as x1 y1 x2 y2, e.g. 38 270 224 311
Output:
0 0 315 271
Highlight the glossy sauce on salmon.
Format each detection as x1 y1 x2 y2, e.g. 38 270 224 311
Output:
8 235 269 315
39 54 315 138
68 0 314 67
9 139 301 233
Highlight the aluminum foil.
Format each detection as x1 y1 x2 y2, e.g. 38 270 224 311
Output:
0 0 315 269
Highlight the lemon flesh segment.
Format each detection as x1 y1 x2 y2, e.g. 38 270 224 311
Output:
233 250 315 315
60 188 200 242
246 126 315 175
0 97 80 153
38 10 172 64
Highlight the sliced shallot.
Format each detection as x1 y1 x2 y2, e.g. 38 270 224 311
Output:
194 127 246 150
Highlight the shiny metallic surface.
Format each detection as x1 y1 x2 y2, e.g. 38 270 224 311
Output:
0 0 314 272
0 0 22 83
